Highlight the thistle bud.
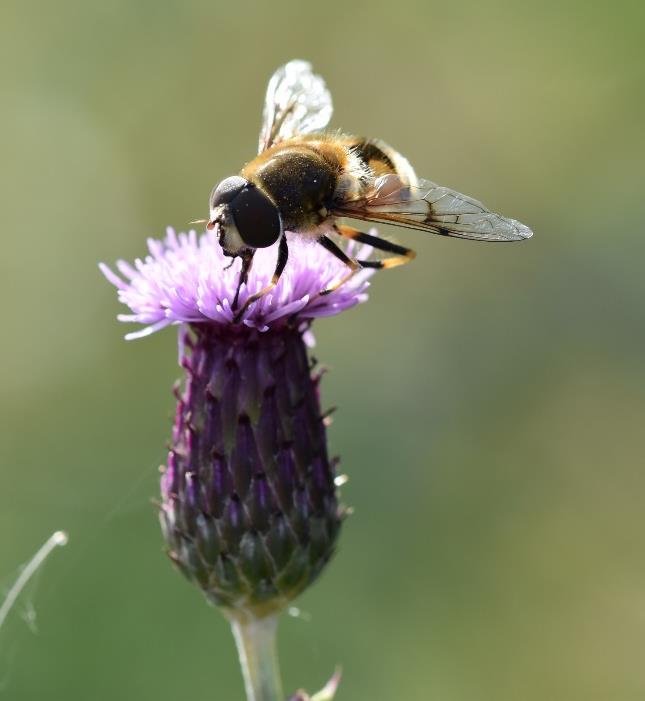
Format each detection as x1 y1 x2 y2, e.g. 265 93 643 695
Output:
160 324 341 616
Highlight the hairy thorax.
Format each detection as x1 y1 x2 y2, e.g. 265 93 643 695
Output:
242 142 335 232
241 134 415 235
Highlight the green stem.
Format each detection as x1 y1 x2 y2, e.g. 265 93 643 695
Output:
230 614 284 701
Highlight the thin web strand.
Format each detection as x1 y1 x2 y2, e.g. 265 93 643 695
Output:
0 531 68 632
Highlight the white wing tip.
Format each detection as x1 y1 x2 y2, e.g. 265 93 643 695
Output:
499 217 532 241
515 221 534 240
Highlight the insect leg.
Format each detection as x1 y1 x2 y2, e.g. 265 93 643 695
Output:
232 236 289 323
335 224 416 268
317 235 361 296
232 251 255 310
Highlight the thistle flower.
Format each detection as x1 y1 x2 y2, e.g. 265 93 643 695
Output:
99 227 371 339
101 227 374 700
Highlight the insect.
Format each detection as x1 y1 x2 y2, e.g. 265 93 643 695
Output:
205 60 533 321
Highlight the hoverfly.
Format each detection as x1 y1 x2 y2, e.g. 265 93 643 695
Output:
205 60 532 321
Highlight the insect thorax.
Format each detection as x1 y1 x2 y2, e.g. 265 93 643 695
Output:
243 143 339 232
241 135 417 235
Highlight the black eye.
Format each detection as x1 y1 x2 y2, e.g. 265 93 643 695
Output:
210 176 247 209
230 185 282 249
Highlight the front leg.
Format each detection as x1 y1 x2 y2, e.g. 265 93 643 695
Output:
232 236 289 323
232 251 255 311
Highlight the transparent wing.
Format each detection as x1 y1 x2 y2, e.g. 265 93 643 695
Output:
258 60 333 154
334 173 533 242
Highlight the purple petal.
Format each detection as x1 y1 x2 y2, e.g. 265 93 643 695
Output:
102 227 377 337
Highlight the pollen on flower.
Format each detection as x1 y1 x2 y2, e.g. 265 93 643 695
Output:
100 228 374 339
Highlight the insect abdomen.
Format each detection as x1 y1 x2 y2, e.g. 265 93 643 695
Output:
347 138 397 176
344 136 418 186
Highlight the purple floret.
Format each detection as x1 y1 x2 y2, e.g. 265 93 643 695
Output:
100 228 374 339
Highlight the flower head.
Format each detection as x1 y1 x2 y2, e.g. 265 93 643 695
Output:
100 227 373 339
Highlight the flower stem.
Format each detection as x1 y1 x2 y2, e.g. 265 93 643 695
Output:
230 614 284 701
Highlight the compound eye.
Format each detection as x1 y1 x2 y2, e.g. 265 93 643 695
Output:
231 185 282 248
210 176 247 209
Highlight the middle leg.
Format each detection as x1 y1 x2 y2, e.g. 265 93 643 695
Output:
314 223 417 298
317 235 361 296
335 224 417 269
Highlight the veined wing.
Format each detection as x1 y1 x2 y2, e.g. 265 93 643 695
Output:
258 60 333 154
335 174 533 242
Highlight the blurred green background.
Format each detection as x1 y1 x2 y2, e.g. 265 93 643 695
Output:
1 0 644 699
